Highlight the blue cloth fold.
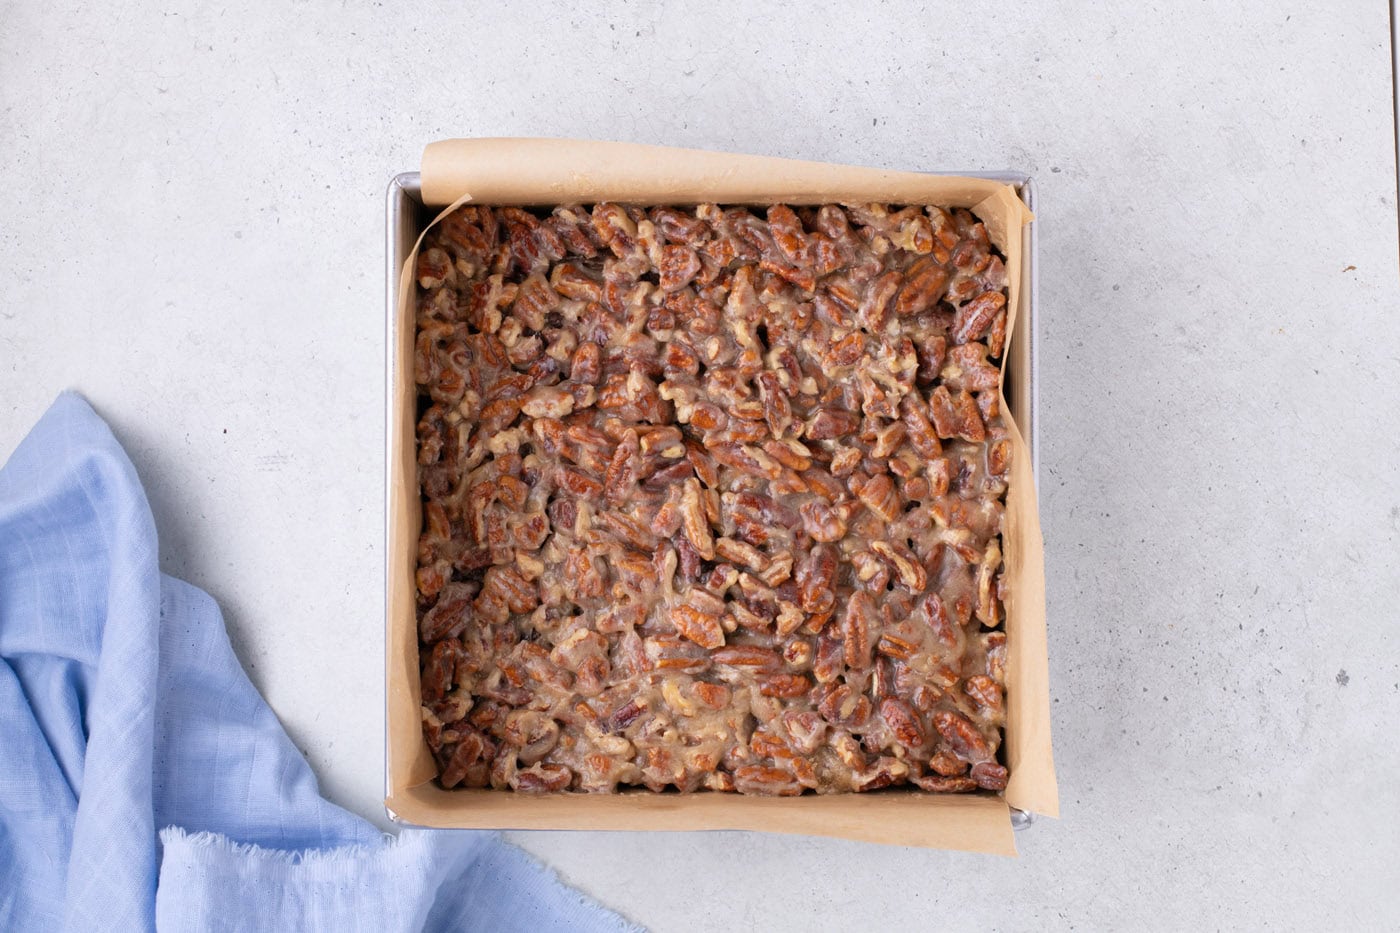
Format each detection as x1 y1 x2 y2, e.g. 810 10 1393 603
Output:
0 393 635 933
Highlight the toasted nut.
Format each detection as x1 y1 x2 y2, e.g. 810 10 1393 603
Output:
672 602 726 650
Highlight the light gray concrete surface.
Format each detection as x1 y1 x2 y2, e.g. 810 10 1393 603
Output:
3 1 1398 929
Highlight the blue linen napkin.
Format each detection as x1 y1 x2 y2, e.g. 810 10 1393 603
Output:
0 393 637 932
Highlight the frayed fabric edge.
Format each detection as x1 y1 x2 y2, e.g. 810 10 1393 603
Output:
489 837 648 933
158 827 645 931
157 825 489 886
160 826 417 866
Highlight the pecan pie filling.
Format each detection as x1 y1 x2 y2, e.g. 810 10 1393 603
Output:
414 200 1011 795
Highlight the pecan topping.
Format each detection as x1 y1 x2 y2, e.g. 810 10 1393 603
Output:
416 202 1011 795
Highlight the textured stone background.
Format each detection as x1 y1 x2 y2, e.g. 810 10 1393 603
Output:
3 2 1397 928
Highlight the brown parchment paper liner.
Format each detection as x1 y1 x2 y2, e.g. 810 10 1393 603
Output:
389 139 1057 855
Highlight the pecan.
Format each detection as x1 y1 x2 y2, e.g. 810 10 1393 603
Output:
732 765 802 796
817 683 872 728
926 457 952 497
416 560 450 599
812 634 844 683
603 430 640 505
879 697 927 748
975 541 1003 627
673 534 703 582
805 408 859 440
650 485 684 536
781 638 813 668
556 466 603 498
639 425 685 457
712 645 781 670
794 544 837 613
608 699 647 732
859 270 901 331
749 730 791 759
799 499 847 542
854 473 901 523
647 635 707 672
841 591 876 670
421 640 459 703
755 371 793 438
915 335 948 386
870 540 926 592
929 749 968 776
911 773 978 793
778 710 826 754
894 256 950 317
512 762 574 793
988 438 1012 476
758 440 810 475
951 291 1006 345
708 440 780 480
679 477 716 559
687 400 726 432
830 731 867 770
692 682 732 709
875 633 918 661
970 760 1009 791
715 536 769 572
520 386 574 419
417 247 453 288
760 672 813 698
803 467 846 501
766 205 810 267
901 395 946 456
828 446 863 477
987 309 1008 358
814 292 855 328
775 600 805 636
591 203 641 259
932 709 992 763
481 565 538 615
964 674 1004 715
439 729 489 789
652 206 710 243
828 332 865 367
659 245 702 292
502 710 561 765
928 385 986 442
672 601 726 650
853 757 909 791
869 422 907 460
984 631 1008 683
563 546 606 600
569 340 602 384
944 343 1000 393
420 583 474 644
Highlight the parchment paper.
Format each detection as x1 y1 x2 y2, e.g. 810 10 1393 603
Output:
389 139 1057 855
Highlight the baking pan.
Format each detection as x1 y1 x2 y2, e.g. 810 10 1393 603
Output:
385 162 1042 836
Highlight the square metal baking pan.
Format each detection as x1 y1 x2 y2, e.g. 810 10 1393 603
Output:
385 169 1041 830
